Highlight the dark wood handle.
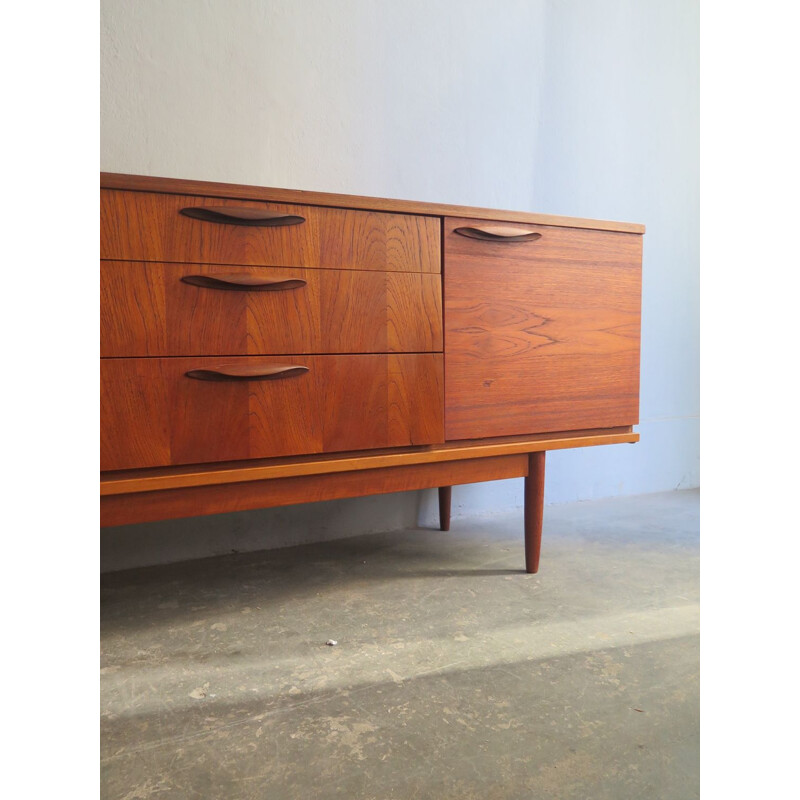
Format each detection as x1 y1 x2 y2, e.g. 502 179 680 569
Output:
185 365 309 382
181 274 307 292
179 206 305 227
454 225 542 242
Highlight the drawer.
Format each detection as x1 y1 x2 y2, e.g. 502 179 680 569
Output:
100 189 440 273
101 354 444 471
444 217 642 439
100 262 443 357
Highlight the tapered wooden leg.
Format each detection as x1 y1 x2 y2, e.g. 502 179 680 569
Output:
438 486 452 531
524 451 546 573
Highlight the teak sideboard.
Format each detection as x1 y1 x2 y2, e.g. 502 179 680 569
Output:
100 173 644 573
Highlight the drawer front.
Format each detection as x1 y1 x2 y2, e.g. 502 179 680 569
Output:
100 262 443 357
101 190 440 273
101 354 444 470
444 217 642 439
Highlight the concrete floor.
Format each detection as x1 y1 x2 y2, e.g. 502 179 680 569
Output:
101 489 699 799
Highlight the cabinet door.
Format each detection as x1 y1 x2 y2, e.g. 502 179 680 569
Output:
444 217 642 439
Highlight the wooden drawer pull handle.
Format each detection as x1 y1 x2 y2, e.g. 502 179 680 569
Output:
181 274 307 292
179 206 306 227
185 365 309 382
454 225 542 242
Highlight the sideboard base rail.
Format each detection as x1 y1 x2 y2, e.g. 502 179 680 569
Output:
101 429 637 574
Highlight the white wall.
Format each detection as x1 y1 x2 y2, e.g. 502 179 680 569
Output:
101 0 699 570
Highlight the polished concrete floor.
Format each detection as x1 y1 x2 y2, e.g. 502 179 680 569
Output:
101 489 699 799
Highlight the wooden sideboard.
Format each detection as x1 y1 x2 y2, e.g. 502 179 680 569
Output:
100 173 644 573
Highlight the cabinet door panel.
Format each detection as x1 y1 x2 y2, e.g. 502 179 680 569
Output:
444 218 642 439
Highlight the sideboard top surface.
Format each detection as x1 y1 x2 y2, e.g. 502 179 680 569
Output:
100 172 645 235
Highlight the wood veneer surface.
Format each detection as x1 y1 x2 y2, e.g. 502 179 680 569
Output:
101 173 645 235
101 354 444 470
444 217 642 439
101 189 441 273
101 428 637 495
101 261 442 356
101 455 528 527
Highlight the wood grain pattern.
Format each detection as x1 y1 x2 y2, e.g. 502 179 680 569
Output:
100 261 442 356
101 428 637 496
100 189 441 272
444 217 642 439
100 455 527 527
100 173 645 234
101 354 444 471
